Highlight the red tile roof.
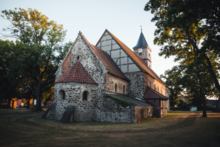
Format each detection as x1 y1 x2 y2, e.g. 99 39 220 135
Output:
80 33 129 81
55 60 97 84
144 87 169 100
105 30 165 85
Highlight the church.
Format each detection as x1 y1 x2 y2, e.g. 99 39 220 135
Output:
43 29 169 123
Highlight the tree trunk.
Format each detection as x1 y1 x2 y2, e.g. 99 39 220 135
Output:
196 72 207 117
33 77 42 111
26 98 30 109
203 56 220 100
6 91 12 109
202 93 207 117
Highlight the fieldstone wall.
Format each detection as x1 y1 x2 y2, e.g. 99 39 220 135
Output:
51 82 136 123
95 97 135 123
135 106 153 123
105 73 129 94
53 82 99 121
125 72 145 99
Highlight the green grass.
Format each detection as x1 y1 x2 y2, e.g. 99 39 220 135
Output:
0 109 220 147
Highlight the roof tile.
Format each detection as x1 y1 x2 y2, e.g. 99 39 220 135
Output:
55 60 97 84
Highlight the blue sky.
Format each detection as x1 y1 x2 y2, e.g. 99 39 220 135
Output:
0 0 178 76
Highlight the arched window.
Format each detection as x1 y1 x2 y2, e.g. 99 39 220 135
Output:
115 84 117 93
59 90 65 99
82 91 88 101
77 56 79 60
123 85 125 94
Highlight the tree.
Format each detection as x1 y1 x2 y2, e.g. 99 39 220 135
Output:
0 40 23 108
145 0 220 102
1 8 67 111
160 66 182 110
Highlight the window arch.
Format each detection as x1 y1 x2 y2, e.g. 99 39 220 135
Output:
82 91 88 101
115 84 117 93
59 90 65 99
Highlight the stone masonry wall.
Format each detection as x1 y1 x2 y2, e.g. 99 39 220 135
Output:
53 82 135 123
54 82 99 121
125 72 145 99
105 73 129 94
135 106 153 123
95 97 135 123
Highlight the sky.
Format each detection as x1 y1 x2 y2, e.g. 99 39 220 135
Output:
0 0 179 77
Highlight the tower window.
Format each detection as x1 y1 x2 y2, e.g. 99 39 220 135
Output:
138 48 142 56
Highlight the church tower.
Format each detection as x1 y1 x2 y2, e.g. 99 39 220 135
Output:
133 29 152 69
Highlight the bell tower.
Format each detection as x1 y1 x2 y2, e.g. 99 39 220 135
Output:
133 28 152 69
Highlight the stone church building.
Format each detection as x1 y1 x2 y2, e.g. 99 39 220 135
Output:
44 29 169 123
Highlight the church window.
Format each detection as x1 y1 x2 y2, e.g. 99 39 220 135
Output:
115 84 117 93
82 91 88 101
59 90 65 99
138 48 142 56
77 56 79 60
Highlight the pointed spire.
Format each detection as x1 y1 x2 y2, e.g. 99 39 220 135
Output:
133 29 148 50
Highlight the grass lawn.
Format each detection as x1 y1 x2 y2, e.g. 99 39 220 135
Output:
0 109 220 147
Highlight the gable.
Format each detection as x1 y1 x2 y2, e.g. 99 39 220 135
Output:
96 29 165 85
96 31 141 73
56 32 106 84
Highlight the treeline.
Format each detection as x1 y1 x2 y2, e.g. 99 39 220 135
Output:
145 0 220 117
0 8 72 111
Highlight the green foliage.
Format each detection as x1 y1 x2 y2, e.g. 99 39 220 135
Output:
106 95 130 108
1 8 66 46
145 0 220 97
0 8 72 110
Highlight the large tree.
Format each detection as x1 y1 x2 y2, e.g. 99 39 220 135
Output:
1 8 68 111
145 0 220 102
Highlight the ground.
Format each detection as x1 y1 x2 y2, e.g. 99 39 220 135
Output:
0 109 220 147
